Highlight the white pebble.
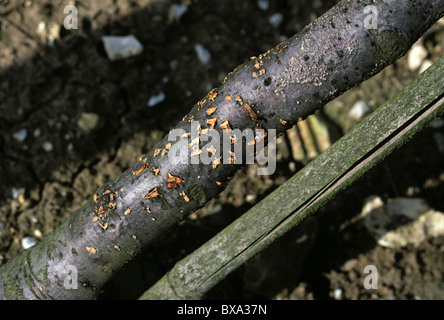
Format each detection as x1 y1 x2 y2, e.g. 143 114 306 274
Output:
21 236 39 249
147 91 166 107
102 35 143 61
246 194 256 203
12 187 25 199
349 100 370 121
257 0 269 11
333 288 343 300
269 13 283 28
42 141 54 152
408 43 428 71
418 59 433 74
170 4 188 19
77 112 100 133
12 129 28 143
194 44 211 65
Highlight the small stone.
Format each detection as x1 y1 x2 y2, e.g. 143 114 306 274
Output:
349 100 370 121
169 60 179 70
361 196 444 248
12 187 25 199
269 13 283 28
333 288 343 300
408 43 428 71
147 91 166 107
245 194 256 203
257 0 269 11
21 236 39 249
418 59 433 74
102 35 143 61
36 21 46 36
42 141 54 152
77 112 100 133
33 128 42 137
169 4 188 22
12 129 28 143
342 258 358 271
194 44 211 65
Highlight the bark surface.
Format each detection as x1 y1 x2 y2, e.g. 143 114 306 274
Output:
1 0 443 299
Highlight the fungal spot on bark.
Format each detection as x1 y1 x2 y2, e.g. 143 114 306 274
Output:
71 248 78 256
135 162 150 176
167 172 184 184
212 157 221 169
264 77 272 86
243 103 258 122
180 191 190 202
208 89 218 101
303 55 309 61
220 120 232 132
191 148 203 157
207 118 217 129
100 222 109 230
154 149 161 157
151 166 160 176
145 187 163 199
206 106 217 116
86 247 97 254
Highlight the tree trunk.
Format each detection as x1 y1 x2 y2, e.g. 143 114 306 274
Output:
1 0 443 300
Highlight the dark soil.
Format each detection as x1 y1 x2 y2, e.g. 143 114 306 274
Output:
1 0 443 300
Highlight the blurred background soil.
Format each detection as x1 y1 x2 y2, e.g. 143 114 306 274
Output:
0 0 443 300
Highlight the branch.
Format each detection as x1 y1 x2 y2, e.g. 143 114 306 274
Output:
1 0 443 300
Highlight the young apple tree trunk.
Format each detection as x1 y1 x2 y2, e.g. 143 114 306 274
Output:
1 0 443 299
